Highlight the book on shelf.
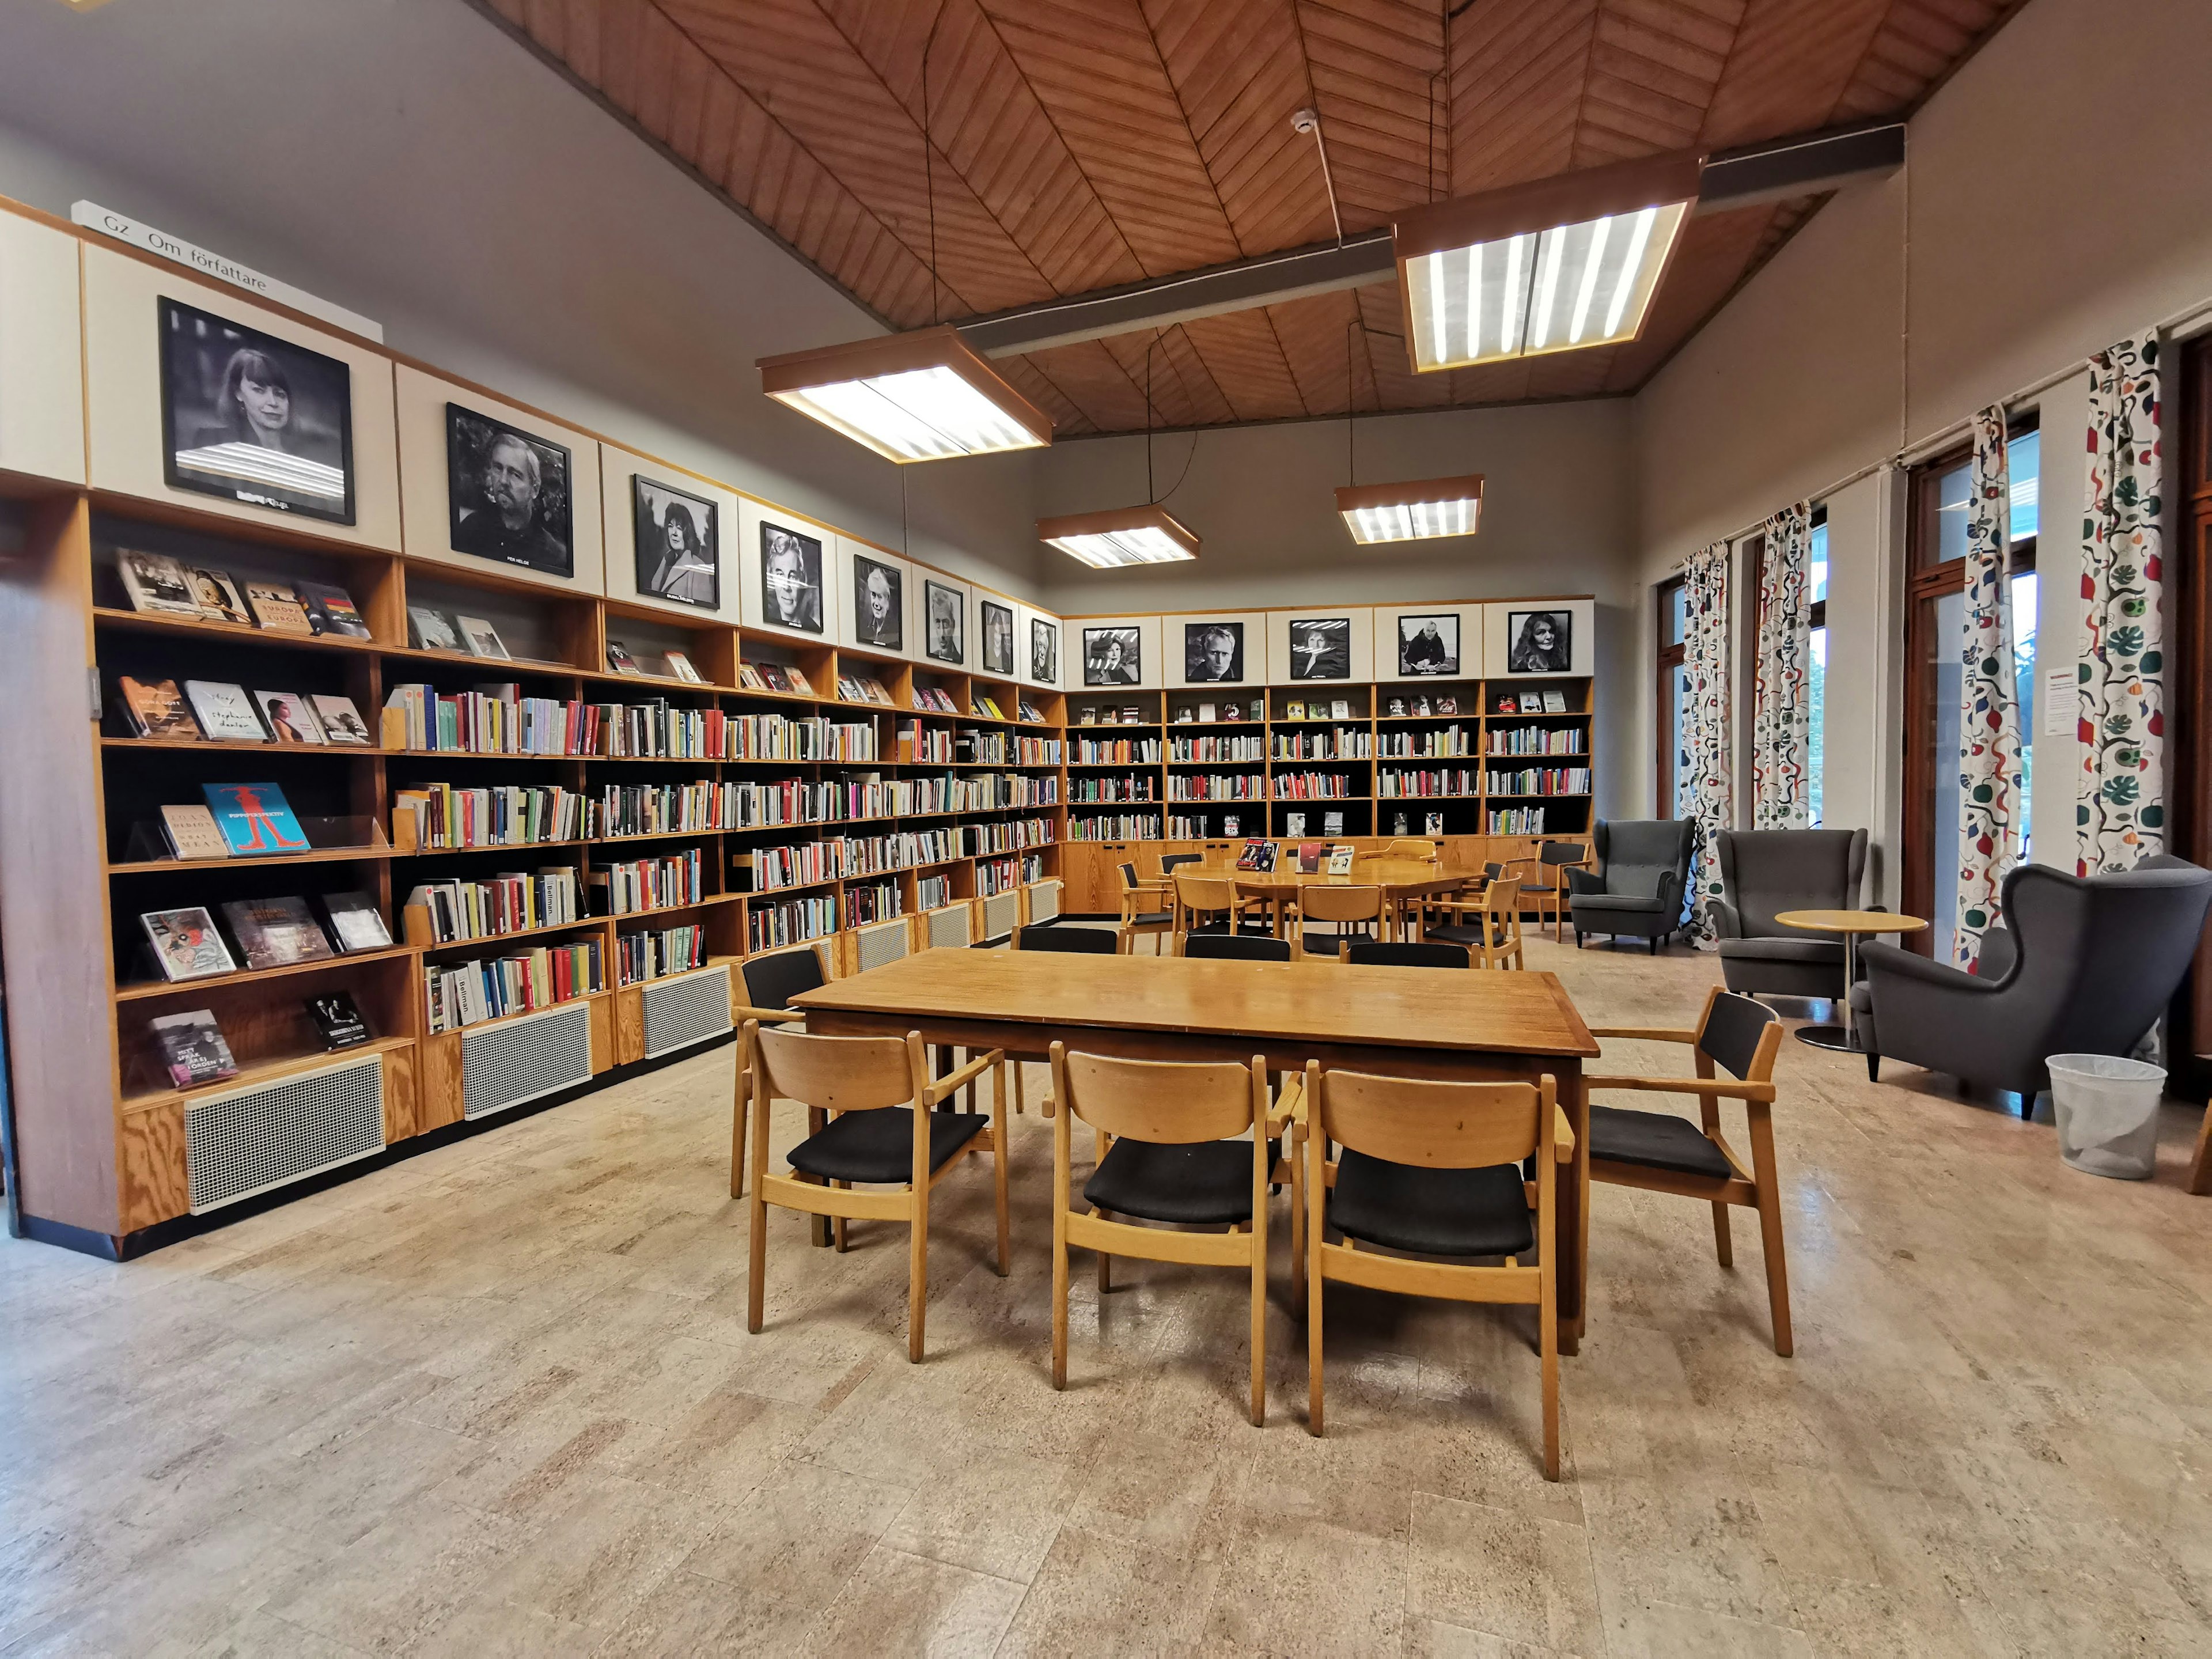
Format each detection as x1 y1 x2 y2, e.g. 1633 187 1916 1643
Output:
310 694 372 745
1285 812 1306 837
1296 841 1323 873
139 907 237 982
865 678 895 706
1331 699 1351 719
220 896 336 970
116 675 198 740
321 891 392 952
735 662 767 691
836 675 863 702
201 782 310 856
1018 700 1043 722
664 651 703 684
759 664 791 692
1234 838 1277 873
1222 814 1240 835
457 616 510 660
1078 708 1097 726
115 551 206 618
306 991 371 1050
607 640 642 676
244 581 315 635
1121 706 1141 724
1543 689 1568 713
783 665 815 696
254 690 326 745
296 582 370 639
1326 844 1355 875
150 1009 238 1089
409 607 462 651
1323 811 1344 837
1425 811 1445 835
184 680 270 743
186 567 252 625
160 804 230 861
1437 696 1459 714
1197 702 1215 722
1285 700 1305 721
1413 696 1432 717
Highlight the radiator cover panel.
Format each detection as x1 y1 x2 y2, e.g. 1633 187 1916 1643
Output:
462 1002 593 1120
1027 880 1063 924
926 904 972 950
185 1055 385 1214
642 965 732 1058
854 918 909 972
980 890 1020 942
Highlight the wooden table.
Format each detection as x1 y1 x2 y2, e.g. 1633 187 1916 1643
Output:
1773 908 1930 1051
1230 858 1474 943
792 950 1601 1350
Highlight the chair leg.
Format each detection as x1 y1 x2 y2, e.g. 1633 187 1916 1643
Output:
833 1183 849 1252
1540 1244 1560 1482
1095 1209 1112 1293
908 1184 930 1363
1051 1201 1070 1389
1307 1267 1325 1437
1747 1110 1794 1358
1289 1157 1307 1319
1248 1220 1266 1428
747 1175 769 1336
729 1085 748 1200
992 1063 1010 1278
1711 1201 1733 1267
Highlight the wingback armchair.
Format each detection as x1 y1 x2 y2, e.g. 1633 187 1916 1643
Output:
1567 819 1696 952
1853 854 2212 1101
1714 828 1870 999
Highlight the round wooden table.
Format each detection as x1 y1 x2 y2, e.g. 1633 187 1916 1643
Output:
1772 908 1929 1051
1230 858 1473 943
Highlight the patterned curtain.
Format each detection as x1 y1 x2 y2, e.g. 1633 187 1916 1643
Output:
2079 334 2166 873
1751 502 1813 827
1678 540 1733 949
1955 404 2023 969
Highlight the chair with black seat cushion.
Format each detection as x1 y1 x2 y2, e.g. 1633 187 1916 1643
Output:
744 1022 1007 1362
1047 1043 1297 1425
1423 877 1525 969
1160 853 1203 877
1183 933 1293 963
1344 939 1469 969
1113 861 1175 955
728 944 829 1196
1585 987 1791 1354
1712 828 1869 999
1854 854 2212 1103
1567 819 1695 952
1296 884 1382 959
1019 923 1118 954
1299 1062 1571 1478
1509 841 1591 941
1172 869 1270 951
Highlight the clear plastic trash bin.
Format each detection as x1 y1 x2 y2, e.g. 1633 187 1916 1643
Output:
2046 1053 2165 1180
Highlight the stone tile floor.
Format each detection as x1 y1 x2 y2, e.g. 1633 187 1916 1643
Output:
3 935 2210 1654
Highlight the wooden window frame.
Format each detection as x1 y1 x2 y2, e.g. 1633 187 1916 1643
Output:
1656 575 1685 815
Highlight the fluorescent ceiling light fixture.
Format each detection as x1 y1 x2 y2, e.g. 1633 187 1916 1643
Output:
1038 505 1200 569
758 325 1053 463
1334 475 1484 545
1395 151 1702 372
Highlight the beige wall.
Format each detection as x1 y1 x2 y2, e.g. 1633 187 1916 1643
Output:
1630 0 2212 894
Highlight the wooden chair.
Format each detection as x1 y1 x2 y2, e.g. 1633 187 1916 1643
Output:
1019 922 1117 953
1586 987 1792 1355
1183 933 1292 962
1172 869 1266 952
1382 838 1440 861
1046 1042 1299 1425
1115 861 1175 954
1344 938 1468 969
1298 1063 1571 1478
744 1021 1009 1363
1425 876 1525 968
1297 883 1382 960
728 945 825 1197
1507 840 1592 942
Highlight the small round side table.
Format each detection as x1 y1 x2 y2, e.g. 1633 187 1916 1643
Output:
1772 908 1929 1052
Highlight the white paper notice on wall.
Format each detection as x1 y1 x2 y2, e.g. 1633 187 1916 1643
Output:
2042 666 2077 736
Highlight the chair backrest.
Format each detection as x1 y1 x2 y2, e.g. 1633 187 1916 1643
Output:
1715 828 1868 937
1539 840 1588 868
1593 819 1695 901
750 1022 922 1114
1984 854 2212 1050
1160 854 1202 876
1345 939 1468 969
1483 861 1508 880
1312 1066 1552 1169
742 944 827 1011
1482 876 1522 916
1383 838 1438 861
1184 933 1292 962
1020 923 1116 954
1298 884 1381 923
1054 1045 1264 1144
1118 861 1142 891
1175 870 1239 913
1696 990 1782 1081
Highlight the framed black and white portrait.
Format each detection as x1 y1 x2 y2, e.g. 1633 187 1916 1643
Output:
159 298 355 525
632 478 718 609
981 600 1015 676
1396 613 1460 676
1506 608 1574 673
1031 617 1058 683
1083 624 1141 687
759 522 824 634
1286 617 1351 681
925 580 964 665
851 554 903 650
1183 620 1244 683
446 404 573 578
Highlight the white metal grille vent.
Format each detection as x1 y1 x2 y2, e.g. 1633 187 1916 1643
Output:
185 1056 384 1214
854 918 910 972
1027 880 1063 923
980 891 1020 942
927 904 972 950
643 965 732 1058
462 1002 592 1120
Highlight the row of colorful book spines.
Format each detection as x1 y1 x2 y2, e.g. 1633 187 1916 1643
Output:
423 942 604 1033
748 897 838 953
1069 784 1158 802
841 883 902 929
748 824 1058 889
1484 770 1593 792
1378 772 1483 795
406 881 581 942
1486 732 1586 755
1071 747 1164 764
614 927 709 986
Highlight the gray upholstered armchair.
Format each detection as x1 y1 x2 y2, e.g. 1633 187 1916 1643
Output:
1714 828 1869 999
1568 819 1696 952
1853 854 2212 1104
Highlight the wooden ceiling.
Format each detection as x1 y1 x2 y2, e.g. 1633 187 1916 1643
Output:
476 0 2021 435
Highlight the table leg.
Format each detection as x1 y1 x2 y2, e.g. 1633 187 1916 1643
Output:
1558 1069 1587 1355
1794 928 1861 1051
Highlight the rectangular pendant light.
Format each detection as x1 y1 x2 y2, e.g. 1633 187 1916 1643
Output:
1334 475 1484 545
1038 505 1200 569
758 325 1054 463
1395 151 1702 373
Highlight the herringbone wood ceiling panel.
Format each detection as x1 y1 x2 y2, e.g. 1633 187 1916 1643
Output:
479 0 2022 432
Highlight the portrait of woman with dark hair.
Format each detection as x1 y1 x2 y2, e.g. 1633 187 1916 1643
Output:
161 298 355 523
632 478 719 609
1507 609 1573 673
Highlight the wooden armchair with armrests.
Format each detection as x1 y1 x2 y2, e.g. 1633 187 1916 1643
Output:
728 944 827 1198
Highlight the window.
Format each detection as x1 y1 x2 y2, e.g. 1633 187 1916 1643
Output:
1808 510 1828 827
1904 422 2040 959
1656 575 1687 815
